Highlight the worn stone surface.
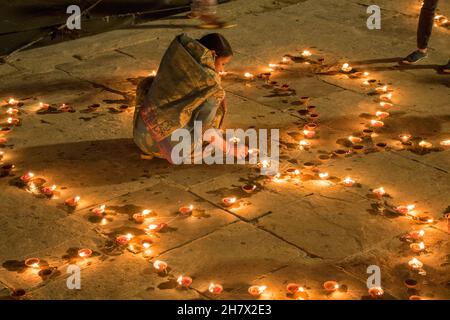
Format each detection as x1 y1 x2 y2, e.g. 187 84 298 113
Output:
0 0 449 300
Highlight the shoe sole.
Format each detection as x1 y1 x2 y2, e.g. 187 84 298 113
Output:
401 55 428 65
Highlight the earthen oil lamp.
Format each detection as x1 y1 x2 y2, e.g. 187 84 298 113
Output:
318 154 330 164
282 56 291 64
92 204 106 216
286 168 301 177
142 242 152 258
242 184 257 193
307 105 316 113
179 205 194 215
309 113 320 121
368 287 384 298
304 123 317 131
341 63 352 73
303 162 315 171
244 72 254 80
376 142 387 152
149 70 157 77
399 134 412 145
25 258 41 269
395 204 415 215
348 136 362 144
301 50 312 57
300 96 310 104
6 108 19 115
440 139 450 147
333 149 347 158
8 98 18 106
323 281 339 293
418 140 432 149
248 285 267 297
38 102 50 110
222 197 237 207
7 117 20 126
133 212 146 224
408 230 425 240
375 111 389 120
20 172 34 183
146 223 167 233
153 260 168 273
177 275 193 288
410 242 425 253
372 187 386 199
362 129 374 137
299 139 312 149
375 85 388 94
352 145 365 154
0 127 12 135
409 295 423 300
342 177 355 187
65 196 80 208
303 129 316 139
209 283 223 295
379 101 393 109
404 279 418 289
287 283 305 294
408 258 423 271
116 233 133 246
370 120 384 128
362 80 370 86
41 185 56 198
78 248 93 258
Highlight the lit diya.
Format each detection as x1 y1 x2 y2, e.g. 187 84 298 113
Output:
299 139 312 149
222 197 237 207
116 233 133 246
65 196 80 208
303 129 316 139
20 172 34 183
208 283 223 295
78 248 93 258
7 117 20 125
348 136 362 144
6 108 19 115
342 177 355 187
304 123 317 131
179 205 194 215
177 275 193 287
244 72 254 79
242 184 257 193
375 85 388 93
282 56 290 63
408 258 423 270
153 260 168 272
418 140 432 149
146 223 167 233
92 204 106 216
248 285 267 297
375 111 389 119
440 139 450 147
341 63 352 73
372 187 386 198
41 185 56 198
399 134 412 144
133 212 146 224
8 98 19 106
370 120 384 128
287 283 305 294
379 101 393 109
368 287 384 298
149 70 157 77
25 258 41 269
408 230 425 240
323 281 339 292
395 204 415 215
319 172 329 180
410 242 425 253
301 50 312 57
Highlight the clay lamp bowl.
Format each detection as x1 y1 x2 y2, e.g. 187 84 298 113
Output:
304 123 318 131
309 113 320 121
376 142 387 152
323 281 339 293
78 248 93 258
307 105 316 113
303 162 316 171
318 154 331 164
287 283 305 295
1 163 15 175
368 287 384 298
242 184 257 193
409 295 423 300
352 145 365 154
0 127 12 135
333 149 347 158
362 129 374 137
24 258 41 269
300 96 310 104
10 289 27 300
286 168 301 177
404 279 418 289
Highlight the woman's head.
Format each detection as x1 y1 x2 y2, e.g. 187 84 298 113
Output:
198 33 233 72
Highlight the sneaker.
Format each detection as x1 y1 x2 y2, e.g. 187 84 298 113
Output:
401 50 428 64
442 60 450 73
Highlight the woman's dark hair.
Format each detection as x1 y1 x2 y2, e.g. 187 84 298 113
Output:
198 33 233 58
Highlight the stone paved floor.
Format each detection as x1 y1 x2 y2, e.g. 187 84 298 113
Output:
0 0 449 300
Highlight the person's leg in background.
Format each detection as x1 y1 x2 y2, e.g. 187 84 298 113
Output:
189 0 233 28
402 0 439 64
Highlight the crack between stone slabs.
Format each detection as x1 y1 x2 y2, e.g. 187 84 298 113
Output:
115 49 137 60
391 150 448 174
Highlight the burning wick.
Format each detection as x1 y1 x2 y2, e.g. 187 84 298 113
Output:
342 177 355 187
418 140 432 149
6 108 18 115
7 117 19 125
301 50 312 57
222 197 237 207
395 204 415 215
78 248 93 258
348 136 362 144
287 283 305 294
177 275 193 288
282 56 290 63
323 281 339 292
399 134 412 143
299 140 312 149
410 242 426 253
341 63 352 73
303 130 316 139
440 139 450 147
380 101 393 109
153 260 168 272
380 93 393 101
116 233 133 246
41 185 56 197
146 223 167 233
319 172 329 180
20 172 34 183
65 196 80 208
368 287 384 298
408 230 425 240
408 258 423 270
25 258 40 269
8 98 18 106
373 187 386 198
208 283 223 295
362 80 370 86
363 72 370 77
375 85 388 93
149 70 157 77
179 205 194 215
375 111 389 119
248 285 267 297
370 120 384 128
244 72 254 79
